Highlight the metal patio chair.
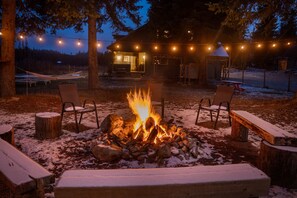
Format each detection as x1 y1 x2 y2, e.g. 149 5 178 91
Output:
195 85 234 129
58 83 99 132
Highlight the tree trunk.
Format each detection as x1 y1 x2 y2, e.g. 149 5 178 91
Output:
0 0 16 97
88 16 99 89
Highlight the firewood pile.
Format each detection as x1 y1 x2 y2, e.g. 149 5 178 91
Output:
91 114 202 164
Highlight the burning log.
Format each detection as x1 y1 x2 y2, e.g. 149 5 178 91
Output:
147 127 158 143
145 117 155 132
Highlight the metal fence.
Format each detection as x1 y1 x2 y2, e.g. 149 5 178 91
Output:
227 68 297 92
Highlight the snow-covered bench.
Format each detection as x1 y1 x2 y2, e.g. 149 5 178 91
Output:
230 110 297 146
55 163 270 198
0 138 53 197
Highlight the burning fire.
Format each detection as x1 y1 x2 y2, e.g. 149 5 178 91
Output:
127 89 168 143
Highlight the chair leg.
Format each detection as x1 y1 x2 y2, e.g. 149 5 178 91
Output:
61 110 64 124
214 110 220 129
79 113 83 124
195 107 201 125
74 111 79 132
94 110 99 129
228 111 232 126
210 110 213 122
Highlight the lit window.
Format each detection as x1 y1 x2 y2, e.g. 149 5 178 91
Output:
116 55 122 61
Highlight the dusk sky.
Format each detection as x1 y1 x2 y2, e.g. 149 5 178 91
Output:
25 0 150 54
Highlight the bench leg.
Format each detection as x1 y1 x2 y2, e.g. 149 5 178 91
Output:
231 120 249 142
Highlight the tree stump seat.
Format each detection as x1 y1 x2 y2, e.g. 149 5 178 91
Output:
35 112 62 139
0 124 14 145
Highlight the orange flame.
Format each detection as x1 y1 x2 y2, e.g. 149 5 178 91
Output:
127 89 161 141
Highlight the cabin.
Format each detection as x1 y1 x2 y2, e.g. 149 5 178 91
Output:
107 23 238 82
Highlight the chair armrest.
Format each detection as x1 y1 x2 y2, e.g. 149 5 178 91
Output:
82 99 97 108
218 101 230 110
62 102 76 111
199 98 211 107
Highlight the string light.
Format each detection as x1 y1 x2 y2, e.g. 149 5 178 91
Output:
189 46 195 51
0 32 2 36
171 46 177 52
37 36 44 42
76 39 82 46
57 38 63 45
15 32 296 54
97 42 101 48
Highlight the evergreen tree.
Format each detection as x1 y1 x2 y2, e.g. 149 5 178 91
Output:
147 0 241 43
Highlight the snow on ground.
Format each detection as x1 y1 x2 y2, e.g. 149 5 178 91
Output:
1 84 297 197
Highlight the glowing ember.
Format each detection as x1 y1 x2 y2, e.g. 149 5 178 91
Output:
127 89 167 143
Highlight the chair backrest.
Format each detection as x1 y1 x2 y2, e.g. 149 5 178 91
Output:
58 84 81 107
212 85 234 106
148 81 164 102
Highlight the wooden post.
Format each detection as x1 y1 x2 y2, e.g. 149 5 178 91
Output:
259 140 297 188
231 120 248 142
35 112 61 139
0 124 14 145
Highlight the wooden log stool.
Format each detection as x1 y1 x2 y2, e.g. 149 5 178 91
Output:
0 124 15 145
259 140 297 188
35 112 62 139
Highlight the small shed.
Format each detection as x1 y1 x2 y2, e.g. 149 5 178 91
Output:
207 45 229 81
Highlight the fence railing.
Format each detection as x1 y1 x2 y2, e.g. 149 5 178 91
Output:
227 68 297 92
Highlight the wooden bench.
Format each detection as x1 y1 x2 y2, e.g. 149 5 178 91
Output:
55 163 270 198
0 138 54 197
230 110 297 188
230 110 297 146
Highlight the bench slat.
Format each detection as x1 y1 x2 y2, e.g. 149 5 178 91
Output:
0 139 53 194
231 110 297 146
0 151 35 193
55 164 270 198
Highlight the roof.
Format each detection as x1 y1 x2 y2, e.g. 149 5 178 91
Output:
210 46 229 57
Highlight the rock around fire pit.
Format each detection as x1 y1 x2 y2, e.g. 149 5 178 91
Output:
91 114 202 164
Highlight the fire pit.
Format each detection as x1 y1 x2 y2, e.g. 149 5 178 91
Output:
91 88 201 164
